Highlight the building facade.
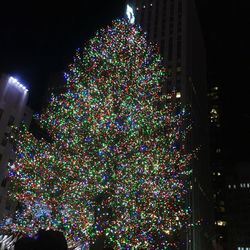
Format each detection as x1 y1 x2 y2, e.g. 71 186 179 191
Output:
225 162 250 250
127 0 213 249
208 82 226 249
0 74 32 219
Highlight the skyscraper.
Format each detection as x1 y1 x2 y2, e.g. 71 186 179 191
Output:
208 81 226 248
225 162 250 250
127 0 213 248
0 74 33 219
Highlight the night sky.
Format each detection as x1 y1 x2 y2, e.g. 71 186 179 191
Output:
0 1 249 164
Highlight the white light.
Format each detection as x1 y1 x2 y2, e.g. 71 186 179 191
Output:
176 92 181 98
8 76 28 93
126 4 135 24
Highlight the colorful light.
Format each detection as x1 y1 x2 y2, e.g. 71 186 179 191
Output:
2 19 192 249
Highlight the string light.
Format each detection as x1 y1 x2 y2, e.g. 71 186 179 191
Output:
2 19 192 249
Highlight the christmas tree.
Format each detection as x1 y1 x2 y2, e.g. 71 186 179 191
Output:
2 19 192 249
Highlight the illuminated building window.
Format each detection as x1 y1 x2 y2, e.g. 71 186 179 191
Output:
176 66 182 72
216 148 221 153
233 185 236 189
247 183 250 188
176 92 181 98
210 108 219 123
216 220 226 226
219 206 225 213
217 172 221 176
228 184 231 189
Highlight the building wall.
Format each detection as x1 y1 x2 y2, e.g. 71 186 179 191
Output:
208 83 226 248
0 74 32 219
225 163 250 250
128 0 213 248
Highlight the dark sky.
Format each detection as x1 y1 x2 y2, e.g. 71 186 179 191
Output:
0 1 249 163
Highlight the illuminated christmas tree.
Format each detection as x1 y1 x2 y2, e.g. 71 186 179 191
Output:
2 19 193 249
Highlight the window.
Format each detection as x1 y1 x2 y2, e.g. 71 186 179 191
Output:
176 92 181 98
178 0 182 17
176 66 182 72
177 40 182 59
160 40 165 55
170 3 174 17
219 207 225 213
154 0 160 38
176 80 181 90
216 220 226 226
178 24 182 33
169 22 174 35
168 37 173 61
162 18 166 36
216 148 221 153
228 184 231 189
